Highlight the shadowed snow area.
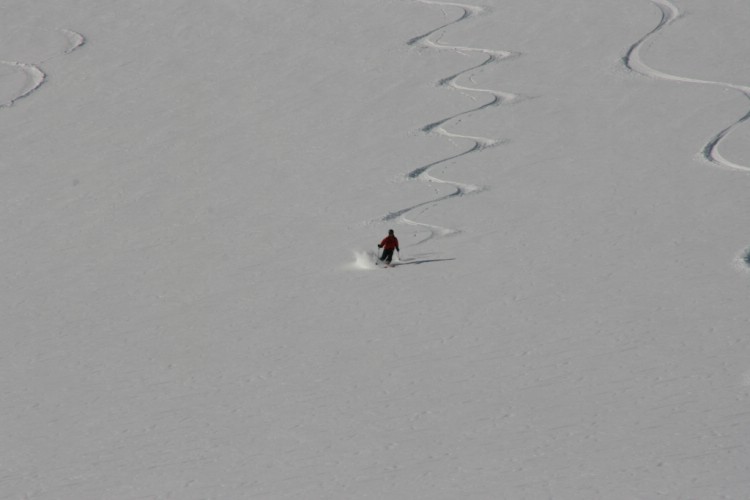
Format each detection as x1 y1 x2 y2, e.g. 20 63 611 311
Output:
1 0 750 498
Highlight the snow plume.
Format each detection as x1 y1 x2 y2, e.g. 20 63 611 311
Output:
349 250 377 270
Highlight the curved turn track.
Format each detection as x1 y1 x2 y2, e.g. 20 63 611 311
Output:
384 0 517 243
624 0 750 268
624 0 750 173
0 29 85 108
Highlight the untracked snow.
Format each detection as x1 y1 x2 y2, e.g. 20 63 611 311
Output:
1 0 750 498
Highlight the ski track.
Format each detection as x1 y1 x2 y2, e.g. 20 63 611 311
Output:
624 0 750 269
383 0 518 244
0 29 85 108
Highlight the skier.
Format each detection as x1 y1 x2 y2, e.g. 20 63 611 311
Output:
377 229 400 266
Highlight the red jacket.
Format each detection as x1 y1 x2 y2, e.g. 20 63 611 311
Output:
379 235 399 250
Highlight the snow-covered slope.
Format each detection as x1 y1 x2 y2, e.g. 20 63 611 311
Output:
2 0 749 498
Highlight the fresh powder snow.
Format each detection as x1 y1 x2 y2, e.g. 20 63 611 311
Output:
1 0 749 498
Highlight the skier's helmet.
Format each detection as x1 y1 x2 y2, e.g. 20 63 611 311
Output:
388 229 394 235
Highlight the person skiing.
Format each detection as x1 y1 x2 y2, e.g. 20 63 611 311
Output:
377 229 400 265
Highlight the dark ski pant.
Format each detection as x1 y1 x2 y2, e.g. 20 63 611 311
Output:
380 248 395 263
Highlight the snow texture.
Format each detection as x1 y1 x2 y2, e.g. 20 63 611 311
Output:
1 0 750 498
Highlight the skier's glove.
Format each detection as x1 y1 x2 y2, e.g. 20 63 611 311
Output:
377 244 382 248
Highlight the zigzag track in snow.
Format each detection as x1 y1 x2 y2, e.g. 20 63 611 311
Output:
624 0 750 269
383 0 517 244
0 29 85 108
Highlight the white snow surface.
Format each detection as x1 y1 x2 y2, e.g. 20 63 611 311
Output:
2 0 750 498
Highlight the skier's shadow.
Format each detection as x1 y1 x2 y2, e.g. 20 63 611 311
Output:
392 257 455 267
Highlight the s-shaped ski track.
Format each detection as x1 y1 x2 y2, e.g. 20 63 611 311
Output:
624 0 750 269
625 0 750 173
383 0 518 244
